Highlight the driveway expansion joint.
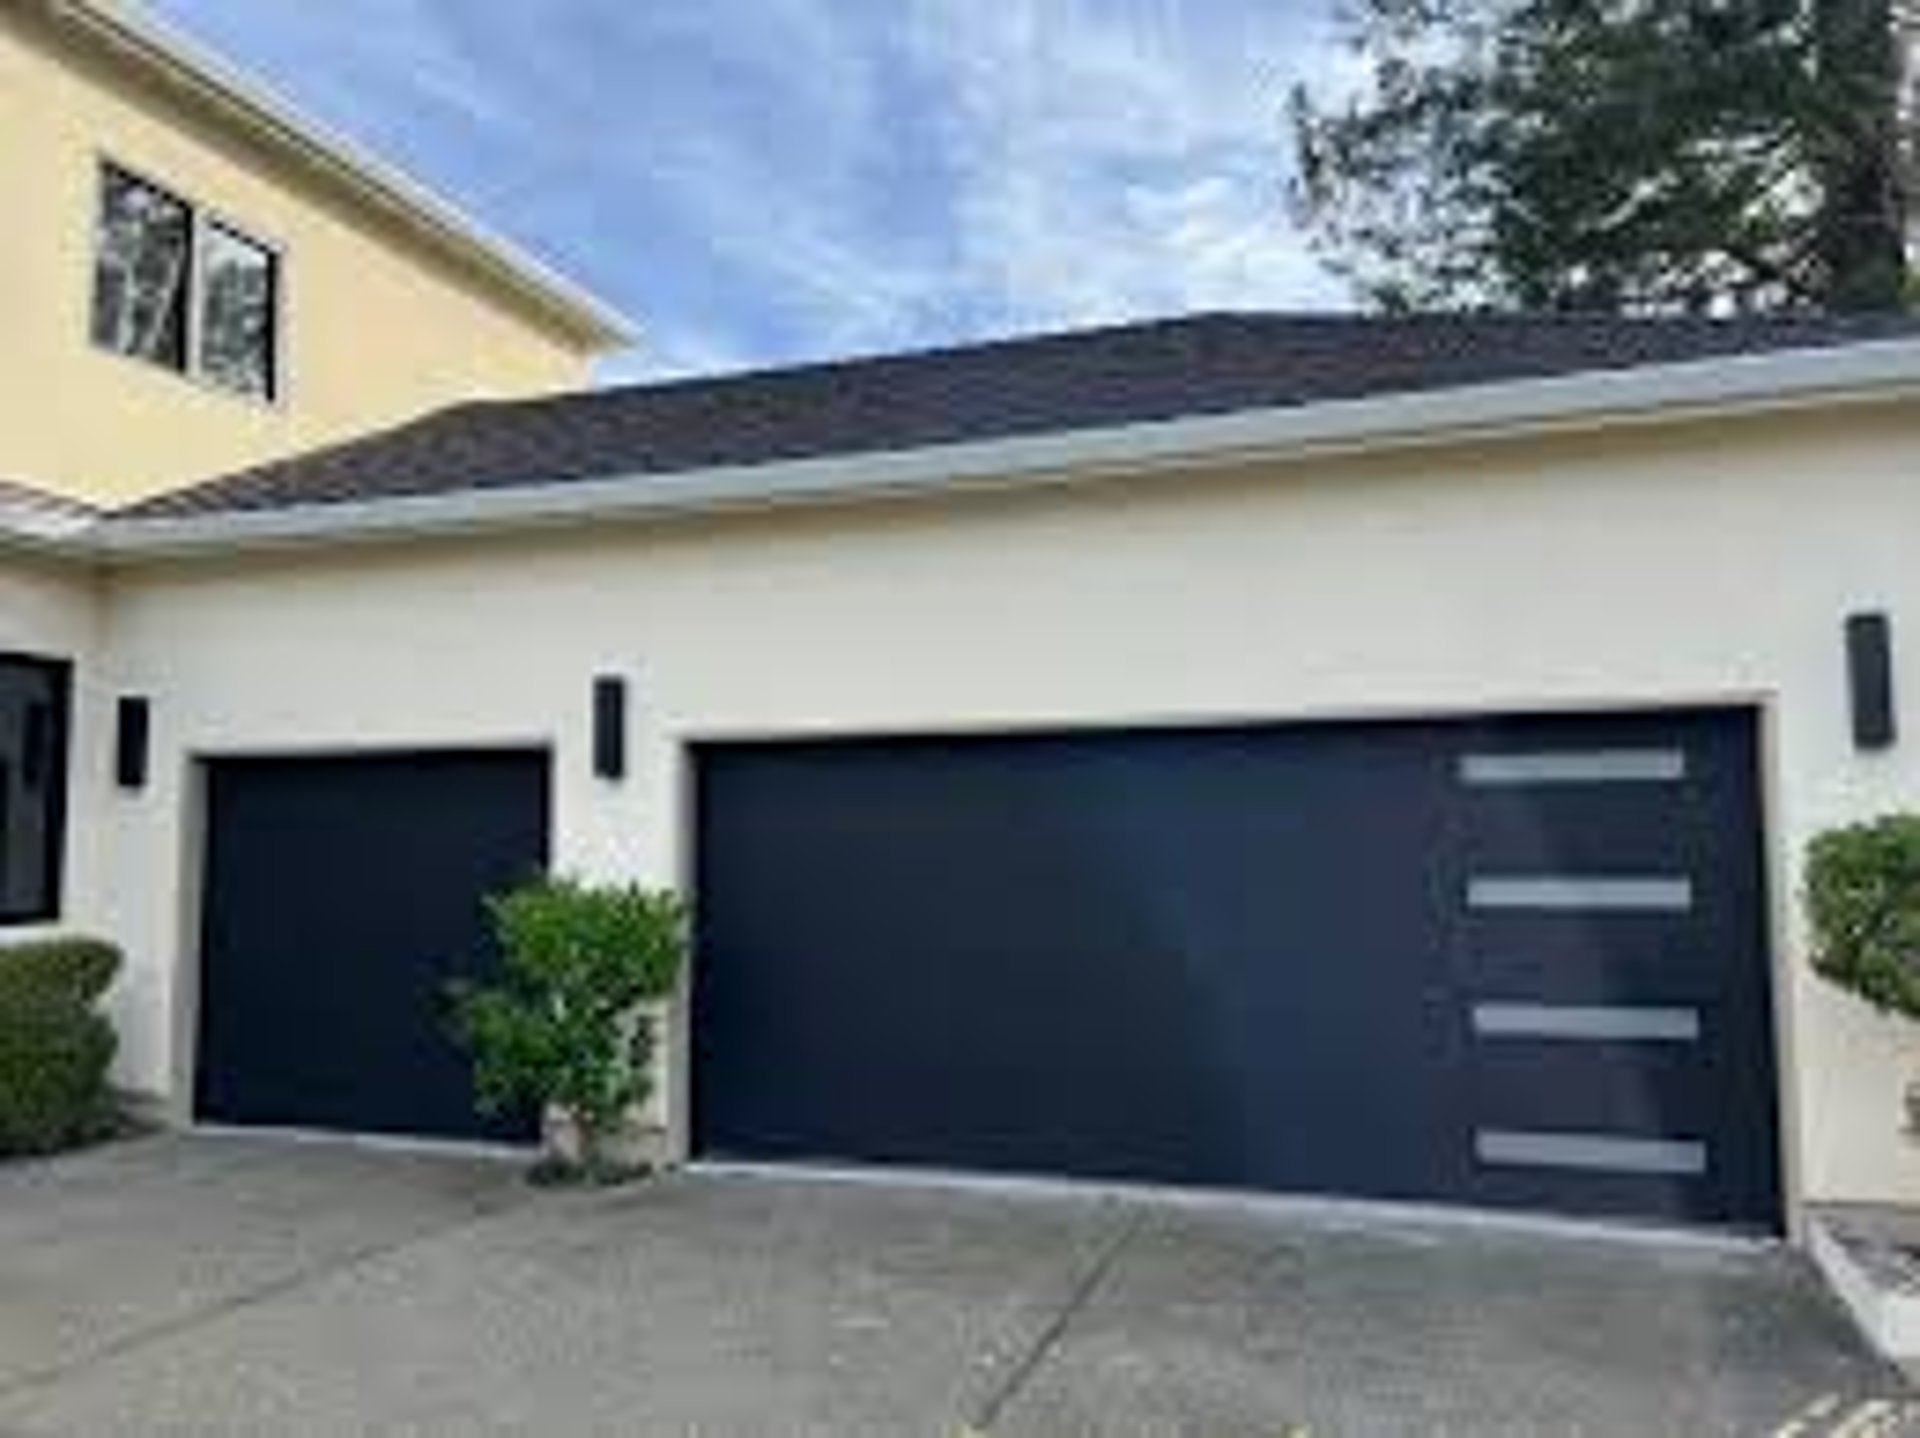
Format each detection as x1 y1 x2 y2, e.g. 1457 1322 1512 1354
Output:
965 1204 1144 1433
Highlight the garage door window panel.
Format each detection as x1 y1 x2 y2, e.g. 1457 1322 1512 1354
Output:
1459 749 1689 786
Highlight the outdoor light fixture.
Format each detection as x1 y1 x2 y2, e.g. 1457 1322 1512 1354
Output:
115 695 150 789
593 674 627 780
1846 611 1897 751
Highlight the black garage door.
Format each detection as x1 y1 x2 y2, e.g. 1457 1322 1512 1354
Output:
195 750 549 1143
694 710 1780 1230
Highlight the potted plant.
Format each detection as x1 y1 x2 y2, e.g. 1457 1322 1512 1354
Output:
449 876 687 1184
1806 815 1920 1132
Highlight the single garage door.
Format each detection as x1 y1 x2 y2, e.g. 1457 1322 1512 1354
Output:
195 750 549 1142
694 710 1780 1230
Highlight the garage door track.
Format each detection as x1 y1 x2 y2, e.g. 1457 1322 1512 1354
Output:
0 1135 1909 1436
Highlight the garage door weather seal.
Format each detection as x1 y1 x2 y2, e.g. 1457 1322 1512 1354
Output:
692 1161 1770 1253
191 1122 530 1164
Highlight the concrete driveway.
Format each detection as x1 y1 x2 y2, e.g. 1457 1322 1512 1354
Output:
0 1135 1910 1437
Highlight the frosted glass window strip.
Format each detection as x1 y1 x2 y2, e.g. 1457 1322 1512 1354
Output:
1471 1003 1701 1042
1467 876 1693 913
1475 1129 1707 1176
1459 749 1687 786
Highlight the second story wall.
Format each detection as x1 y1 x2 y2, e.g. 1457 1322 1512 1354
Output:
0 6 606 507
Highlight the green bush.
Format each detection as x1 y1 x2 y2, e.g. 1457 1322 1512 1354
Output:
0 937 121 1157
1807 816 1920 1019
448 877 687 1179
0 937 121 1007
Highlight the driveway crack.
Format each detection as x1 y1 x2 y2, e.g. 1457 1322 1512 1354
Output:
967 1205 1144 1434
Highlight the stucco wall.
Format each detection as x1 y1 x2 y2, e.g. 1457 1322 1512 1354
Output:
0 7 591 507
88 397 1920 1215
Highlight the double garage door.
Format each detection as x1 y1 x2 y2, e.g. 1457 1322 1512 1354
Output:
694 709 1779 1231
194 708 1779 1230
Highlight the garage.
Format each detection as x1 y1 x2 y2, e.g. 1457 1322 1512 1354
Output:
694 709 1780 1230
194 750 550 1143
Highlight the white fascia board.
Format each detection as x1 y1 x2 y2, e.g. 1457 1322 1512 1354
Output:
0 529 98 563
59 1 636 349
94 335 1920 561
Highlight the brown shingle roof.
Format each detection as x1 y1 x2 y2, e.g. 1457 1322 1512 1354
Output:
0 478 99 545
126 310 1920 520
0 477 96 515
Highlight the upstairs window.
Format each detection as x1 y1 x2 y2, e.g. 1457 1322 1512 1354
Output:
90 162 282 403
198 221 279 399
90 166 191 372
0 656 70 926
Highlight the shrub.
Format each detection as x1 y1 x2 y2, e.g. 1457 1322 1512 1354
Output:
448 877 687 1179
0 937 121 1156
0 937 121 1008
1806 816 1920 1019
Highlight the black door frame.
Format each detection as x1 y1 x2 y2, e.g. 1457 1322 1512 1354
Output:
681 698 1788 1231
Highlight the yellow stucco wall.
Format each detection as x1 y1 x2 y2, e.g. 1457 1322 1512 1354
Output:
0 7 598 507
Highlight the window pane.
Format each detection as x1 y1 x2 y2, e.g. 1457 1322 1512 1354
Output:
91 166 192 371
198 222 279 400
0 658 69 923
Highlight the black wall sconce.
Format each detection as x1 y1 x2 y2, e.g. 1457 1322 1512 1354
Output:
1846 611 1897 751
592 675 627 780
115 695 151 790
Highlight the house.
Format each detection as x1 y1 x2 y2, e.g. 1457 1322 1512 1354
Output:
0 0 632 506
6 308 1920 1242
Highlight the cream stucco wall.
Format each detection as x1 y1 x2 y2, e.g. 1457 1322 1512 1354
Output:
50 396 1920 1222
0 7 594 507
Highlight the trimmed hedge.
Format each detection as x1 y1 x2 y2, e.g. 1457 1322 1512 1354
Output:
0 937 120 1008
1807 815 1920 1019
0 937 121 1157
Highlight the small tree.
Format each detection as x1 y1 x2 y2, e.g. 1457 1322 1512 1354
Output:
449 877 687 1182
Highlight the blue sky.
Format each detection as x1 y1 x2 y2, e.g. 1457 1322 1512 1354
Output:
143 1 1350 382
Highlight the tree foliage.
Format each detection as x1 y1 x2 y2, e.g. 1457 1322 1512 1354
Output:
448 877 687 1179
1291 0 1909 313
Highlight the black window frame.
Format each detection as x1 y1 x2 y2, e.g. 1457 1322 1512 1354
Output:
0 653 73 927
195 216 282 403
89 159 285 405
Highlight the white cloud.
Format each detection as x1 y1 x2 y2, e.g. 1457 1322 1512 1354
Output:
546 0 1352 371
596 321 756 385
146 0 1349 380
908 0 1347 332
606 0 1352 370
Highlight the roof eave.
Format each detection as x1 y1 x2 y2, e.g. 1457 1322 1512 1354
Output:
90 334 1920 562
53 0 637 352
0 496 104 563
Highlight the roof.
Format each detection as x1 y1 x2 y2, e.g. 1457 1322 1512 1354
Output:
0 478 101 551
48 0 635 351
124 310 1920 525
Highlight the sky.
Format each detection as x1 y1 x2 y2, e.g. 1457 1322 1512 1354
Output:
142 1 1351 383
